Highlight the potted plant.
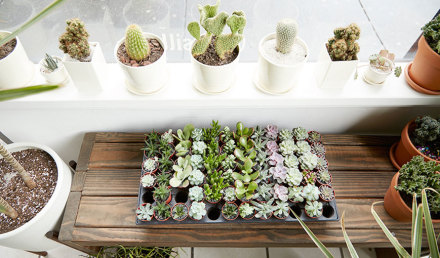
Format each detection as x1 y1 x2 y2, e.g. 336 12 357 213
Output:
155 173 170 186
153 202 171 222
142 157 159 174
239 202 255 220
299 152 318 171
384 156 440 222
114 24 167 95
142 131 161 158
189 201 206 220
273 200 290 219
153 183 171 204
288 186 304 203
39 54 69 85
0 142 72 251
273 184 289 202
233 159 259 200
391 116 440 168
173 124 194 157
136 203 154 222
158 155 173 174
221 154 236 170
171 203 188 221
319 184 335 202
59 18 106 94
190 154 204 170
140 173 156 189
286 167 303 187
188 169 205 186
316 169 332 185
304 200 323 218
187 0 246 94
310 142 326 157
222 186 236 203
302 184 320 202
170 156 193 188
279 139 296 157
254 183 273 202
255 18 308 94
363 50 401 85
204 169 228 204
405 14 440 95
307 131 322 144
189 186 204 202
221 202 239 220
251 199 274 220
315 23 360 89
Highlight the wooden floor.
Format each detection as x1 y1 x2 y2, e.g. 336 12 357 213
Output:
58 132 437 251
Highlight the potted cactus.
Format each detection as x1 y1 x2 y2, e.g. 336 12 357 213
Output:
39 54 69 85
59 18 106 94
114 24 167 95
255 18 309 94
221 202 239 220
363 50 401 85
316 23 360 88
187 0 246 94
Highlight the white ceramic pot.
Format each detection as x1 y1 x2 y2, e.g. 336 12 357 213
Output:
62 42 106 95
315 44 358 89
0 31 34 90
114 33 167 95
39 56 69 86
363 58 393 85
0 142 72 251
190 41 240 94
255 33 308 94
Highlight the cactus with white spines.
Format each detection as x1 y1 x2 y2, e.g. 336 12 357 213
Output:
125 24 150 61
276 19 298 54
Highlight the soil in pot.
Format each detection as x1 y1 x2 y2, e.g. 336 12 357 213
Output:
117 38 164 67
194 36 238 66
398 179 440 220
0 39 17 60
261 38 307 65
0 149 57 234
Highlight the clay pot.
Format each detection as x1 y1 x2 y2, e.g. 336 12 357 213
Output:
239 203 255 220
221 203 239 221
391 120 440 169
406 36 440 94
171 203 188 222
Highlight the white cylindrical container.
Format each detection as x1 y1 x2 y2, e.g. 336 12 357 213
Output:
0 142 72 251
190 41 240 94
363 58 393 85
255 33 308 94
39 56 69 86
114 33 167 95
0 31 34 89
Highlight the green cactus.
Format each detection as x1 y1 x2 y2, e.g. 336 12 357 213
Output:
43 54 58 72
276 18 298 54
125 24 150 61
59 18 91 61
187 0 246 60
326 23 360 61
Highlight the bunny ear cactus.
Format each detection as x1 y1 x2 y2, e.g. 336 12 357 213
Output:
326 23 360 61
276 18 298 54
59 18 91 61
215 12 246 59
125 24 150 61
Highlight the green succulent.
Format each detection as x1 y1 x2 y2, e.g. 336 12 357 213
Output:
222 203 238 219
154 202 171 220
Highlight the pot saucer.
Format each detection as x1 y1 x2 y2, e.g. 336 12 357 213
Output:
404 63 440 95
125 79 167 95
192 76 233 95
253 73 293 95
388 142 401 170
361 68 385 86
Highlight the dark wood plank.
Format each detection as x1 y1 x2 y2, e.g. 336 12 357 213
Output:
59 192 82 242
46 231 100 255
83 169 140 196
89 143 143 169
76 133 97 172
71 172 87 192
95 132 145 143
322 135 399 146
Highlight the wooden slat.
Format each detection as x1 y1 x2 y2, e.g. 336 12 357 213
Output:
89 142 143 169
83 169 140 196
95 132 144 143
71 172 87 192
76 133 96 172
59 192 82 242
322 135 399 146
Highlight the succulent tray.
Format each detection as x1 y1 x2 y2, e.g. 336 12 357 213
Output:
136 122 339 224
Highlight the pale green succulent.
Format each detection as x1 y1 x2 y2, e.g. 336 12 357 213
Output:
189 169 205 186
279 128 293 141
221 154 236 170
284 155 299 168
286 167 302 187
143 157 158 172
190 154 204 169
305 201 323 217
222 168 234 186
293 127 308 141
299 152 318 170
189 202 206 220
251 199 275 219
189 186 204 202
294 141 311 155
222 139 236 154
141 174 155 188
302 184 320 201
318 169 331 184
191 128 204 141
320 185 335 201
136 203 154 221
161 129 174 144
170 156 193 187
239 203 255 218
273 200 290 218
222 186 236 202
279 139 296 156
288 186 304 202
192 141 207 155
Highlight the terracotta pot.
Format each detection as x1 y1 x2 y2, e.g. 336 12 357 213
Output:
153 186 172 204
221 203 239 221
392 120 440 169
140 173 156 189
239 203 255 220
153 205 171 222
407 36 440 93
171 203 188 222
305 209 322 219
319 184 335 202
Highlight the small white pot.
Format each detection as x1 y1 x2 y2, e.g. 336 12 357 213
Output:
114 33 167 95
190 40 240 94
39 56 69 86
62 42 106 95
0 142 72 251
363 58 393 85
255 33 308 94
0 31 34 90
315 44 358 89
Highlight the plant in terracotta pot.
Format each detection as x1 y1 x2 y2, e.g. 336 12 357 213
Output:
136 203 154 222
187 0 246 94
222 186 236 203
39 54 69 85
142 157 159 174
59 18 106 94
115 24 167 95
221 202 239 220
273 200 290 219
188 169 205 186
239 202 255 220
251 198 274 220
362 50 401 85
391 115 440 168
189 201 206 220
140 173 156 189
319 184 335 202
204 169 228 203
316 23 360 88
305 200 323 218
171 203 188 221
255 18 308 94
153 183 171 204
384 155 440 222
170 155 193 188
189 186 204 202
405 14 440 95
153 202 171 221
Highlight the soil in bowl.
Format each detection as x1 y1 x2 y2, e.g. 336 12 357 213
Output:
117 38 164 67
194 36 238 66
0 39 17 60
0 149 57 234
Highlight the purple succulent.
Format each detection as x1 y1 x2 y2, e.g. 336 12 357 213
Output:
273 184 288 202
270 163 287 183
265 125 278 140
268 152 284 166
266 140 279 154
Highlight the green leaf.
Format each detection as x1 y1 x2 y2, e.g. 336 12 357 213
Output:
247 181 258 192
232 172 243 181
235 180 244 189
340 211 359 258
234 148 244 161
290 208 334 258
248 150 257 160
183 124 195 140
243 174 251 183
239 136 247 148
0 85 59 102
422 188 440 258
412 204 423 258
249 171 259 181
244 159 252 171
236 122 243 134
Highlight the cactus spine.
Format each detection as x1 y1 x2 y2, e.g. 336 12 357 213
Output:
0 143 36 189
0 197 18 219
59 18 91 61
125 24 150 61
276 19 298 54
326 23 360 61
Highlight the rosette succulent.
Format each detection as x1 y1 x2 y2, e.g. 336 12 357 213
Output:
288 186 304 202
189 202 206 220
143 157 158 172
189 186 204 202
136 203 154 221
188 169 205 186
170 156 193 187
174 124 195 156
222 139 236 154
279 128 293 141
308 131 322 143
192 141 207 155
284 155 299 168
252 126 265 140
222 203 238 219
239 203 255 219
294 141 311 155
223 186 236 202
254 182 274 202
221 154 236 170
279 139 296 156
266 140 279 154
316 156 328 171
293 127 308 141
319 185 335 201
302 184 320 201
252 199 275 219
270 163 287 183
286 167 303 186
265 125 278 140
299 152 318 170
311 142 326 156
268 152 284 166
191 128 204 141
305 201 323 217
222 168 235 186
317 169 332 185
161 129 174 144
273 200 290 218
190 154 204 169
141 173 156 188
273 184 288 202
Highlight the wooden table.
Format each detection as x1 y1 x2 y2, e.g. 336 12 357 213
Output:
57 132 436 254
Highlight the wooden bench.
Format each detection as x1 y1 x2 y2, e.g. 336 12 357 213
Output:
57 132 437 254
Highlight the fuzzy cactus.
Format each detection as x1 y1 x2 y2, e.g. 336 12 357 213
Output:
59 18 91 61
125 24 150 61
188 0 246 60
276 19 298 54
326 23 360 61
